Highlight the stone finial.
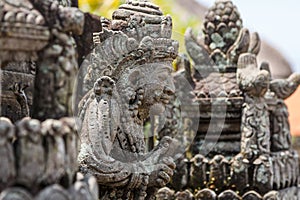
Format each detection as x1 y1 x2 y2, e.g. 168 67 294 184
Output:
185 0 261 72
203 0 243 54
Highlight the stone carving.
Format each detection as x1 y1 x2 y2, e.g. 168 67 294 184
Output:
175 190 194 200
0 118 16 191
0 0 50 63
169 154 188 191
194 189 217 200
263 191 279 200
77 0 179 199
30 0 84 121
156 187 175 200
189 154 208 190
242 191 262 200
153 188 300 200
69 173 98 200
269 73 300 100
0 0 98 199
0 117 96 198
42 119 67 185
15 118 45 189
208 155 229 192
61 118 80 186
268 73 300 152
157 0 300 199
253 155 273 194
0 188 33 200
0 0 49 122
218 190 240 200
229 153 249 194
1 0 300 199
237 52 270 160
11 83 30 118
269 100 291 152
35 185 70 200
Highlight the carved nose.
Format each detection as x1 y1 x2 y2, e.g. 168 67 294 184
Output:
164 85 175 96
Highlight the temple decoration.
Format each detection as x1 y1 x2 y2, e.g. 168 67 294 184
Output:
0 0 98 199
76 0 181 199
1 0 300 199
159 0 300 199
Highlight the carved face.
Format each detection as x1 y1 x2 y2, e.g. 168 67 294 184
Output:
116 62 175 121
145 64 174 101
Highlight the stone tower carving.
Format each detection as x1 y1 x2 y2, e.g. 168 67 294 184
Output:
158 0 300 199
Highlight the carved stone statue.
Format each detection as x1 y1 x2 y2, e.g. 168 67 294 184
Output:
237 52 270 160
77 0 180 199
1 0 300 199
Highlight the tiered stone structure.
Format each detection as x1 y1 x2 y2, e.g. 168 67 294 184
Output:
158 0 300 199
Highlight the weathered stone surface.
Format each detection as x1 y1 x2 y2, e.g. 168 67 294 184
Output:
160 0 300 199
77 1 180 199
0 0 98 199
156 187 175 200
0 69 34 122
175 190 193 200
0 118 16 191
218 190 241 200
194 189 217 200
0 0 49 62
1 0 300 199
30 0 84 121
35 185 70 200
242 191 262 200
74 13 102 66
263 191 279 200
0 187 33 200
15 118 45 189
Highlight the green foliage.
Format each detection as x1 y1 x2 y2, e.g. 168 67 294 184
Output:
78 0 123 18
78 0 202 53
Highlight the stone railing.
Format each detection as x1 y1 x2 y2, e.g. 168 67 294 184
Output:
0 117 98 199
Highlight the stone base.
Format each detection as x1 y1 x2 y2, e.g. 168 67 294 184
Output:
156 187 300 200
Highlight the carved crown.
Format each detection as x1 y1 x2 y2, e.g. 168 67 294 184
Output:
93 0 178 65
81 0 178 96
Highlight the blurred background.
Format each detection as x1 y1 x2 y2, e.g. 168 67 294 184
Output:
77 0 300 137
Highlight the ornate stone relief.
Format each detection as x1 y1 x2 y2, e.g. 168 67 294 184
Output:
158 0 300 199
0 0 300 199
77 0 181 199
0 0 98 199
